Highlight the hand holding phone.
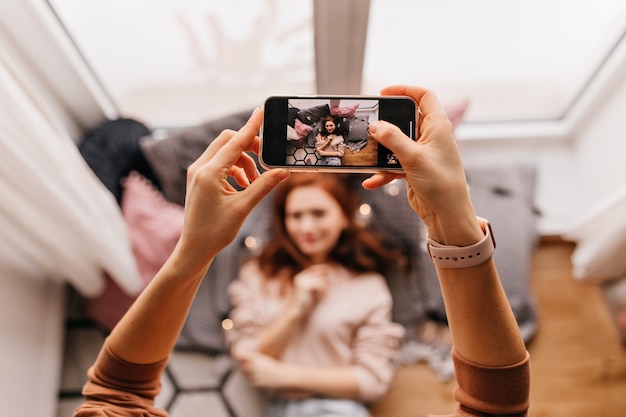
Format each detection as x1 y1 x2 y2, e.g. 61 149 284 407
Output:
260 95 416 172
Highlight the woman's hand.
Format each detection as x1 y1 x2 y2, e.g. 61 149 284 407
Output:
316 137 330 151
172 109 290 277
250 265 330 359
364 87 529 371
289 265 330 318
106 109 289 365
238 353 293 390
237 351 362 400
363 86 479 245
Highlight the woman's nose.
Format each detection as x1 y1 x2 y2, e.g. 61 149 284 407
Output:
299 215 317 232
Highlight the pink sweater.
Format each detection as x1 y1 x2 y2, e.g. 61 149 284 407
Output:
226 262 405 402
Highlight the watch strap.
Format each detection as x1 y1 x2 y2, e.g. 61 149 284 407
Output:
426 217 495 269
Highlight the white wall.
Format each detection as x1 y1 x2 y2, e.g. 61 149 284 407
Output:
457 138 578 236
572 67 626 212
458 82 626 236
0 275 65 417
456 31 626 236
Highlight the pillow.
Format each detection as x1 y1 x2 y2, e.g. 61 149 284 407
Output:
334 116 350 137
84 171 184 330
79 118 161 204
286 124 299 141
567 187 626 282
347 115 369 141
294 118 313 140
140 110 252 205
330 104 359 118
443 98 470 129
288 105 300 128
572 225 626 282
305 119 324 147
297 104 330 124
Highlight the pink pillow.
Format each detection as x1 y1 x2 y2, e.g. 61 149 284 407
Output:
443 98 470 129
294 118 313 139
84 172 184 330
287 124 299 141
330 104 359 117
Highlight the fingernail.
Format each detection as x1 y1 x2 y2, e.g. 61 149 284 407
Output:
275 168 290 181
368 121 379 134
252 107 261 116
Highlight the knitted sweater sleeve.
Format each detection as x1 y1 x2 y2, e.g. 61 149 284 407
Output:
73 339 169 417
349 275 405 402
450 348 530 417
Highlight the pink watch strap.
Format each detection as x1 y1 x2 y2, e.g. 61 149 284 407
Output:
426 217 496 269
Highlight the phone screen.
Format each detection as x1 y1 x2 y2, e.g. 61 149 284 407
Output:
261 96 415 172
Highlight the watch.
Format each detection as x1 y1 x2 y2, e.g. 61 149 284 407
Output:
426 217 496 269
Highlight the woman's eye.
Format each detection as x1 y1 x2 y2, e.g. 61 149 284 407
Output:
312 210 326 218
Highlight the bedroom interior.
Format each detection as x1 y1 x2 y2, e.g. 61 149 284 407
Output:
1 1 626 416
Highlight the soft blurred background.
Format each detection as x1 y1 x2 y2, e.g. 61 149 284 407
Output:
2 1 626 416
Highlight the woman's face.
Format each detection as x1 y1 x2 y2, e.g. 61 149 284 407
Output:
325 120 336 133
284 185 348 264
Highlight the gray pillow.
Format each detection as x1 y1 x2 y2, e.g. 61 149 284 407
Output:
347 115 369 141
297 104 330 124
140 110 253 206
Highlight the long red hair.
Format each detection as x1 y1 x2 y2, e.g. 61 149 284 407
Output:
256 173 399 286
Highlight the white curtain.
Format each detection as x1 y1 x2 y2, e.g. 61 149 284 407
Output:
0 30 141 297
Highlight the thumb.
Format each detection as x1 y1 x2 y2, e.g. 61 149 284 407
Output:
241 168 290 208
232 348 253 363
368 120 418 166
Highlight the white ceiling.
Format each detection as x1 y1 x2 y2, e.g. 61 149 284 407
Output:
47 0 626 129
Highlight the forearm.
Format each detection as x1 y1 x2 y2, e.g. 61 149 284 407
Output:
367 85 528 368
256 307 305 358
438 261 526 366
107 247 213 364
279 364 360 399
430 215 527 367
316 148 329 156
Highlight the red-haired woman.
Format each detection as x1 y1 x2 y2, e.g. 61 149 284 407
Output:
315 115 346 166
226 173 404 417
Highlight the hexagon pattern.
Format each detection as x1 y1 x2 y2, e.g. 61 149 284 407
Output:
286 142 320 165
58 322 264 417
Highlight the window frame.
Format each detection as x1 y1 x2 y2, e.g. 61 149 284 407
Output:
4 0 626 144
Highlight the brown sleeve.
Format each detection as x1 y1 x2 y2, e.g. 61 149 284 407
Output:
452 348 530 417
74 339 169 417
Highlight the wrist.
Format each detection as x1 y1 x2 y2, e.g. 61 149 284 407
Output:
420 185 480 244
277 363 300 390
285 297 309 322
159 244 213 285
426 217 496 269
423 210 484 246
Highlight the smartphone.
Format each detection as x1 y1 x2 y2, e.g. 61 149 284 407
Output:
260 95 416 172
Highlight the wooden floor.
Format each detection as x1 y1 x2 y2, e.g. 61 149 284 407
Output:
341 139 378 167
370 240 626 416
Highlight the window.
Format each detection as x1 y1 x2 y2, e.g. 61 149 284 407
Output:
48 0 315 126
364 0 626 123
48 0 626 129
